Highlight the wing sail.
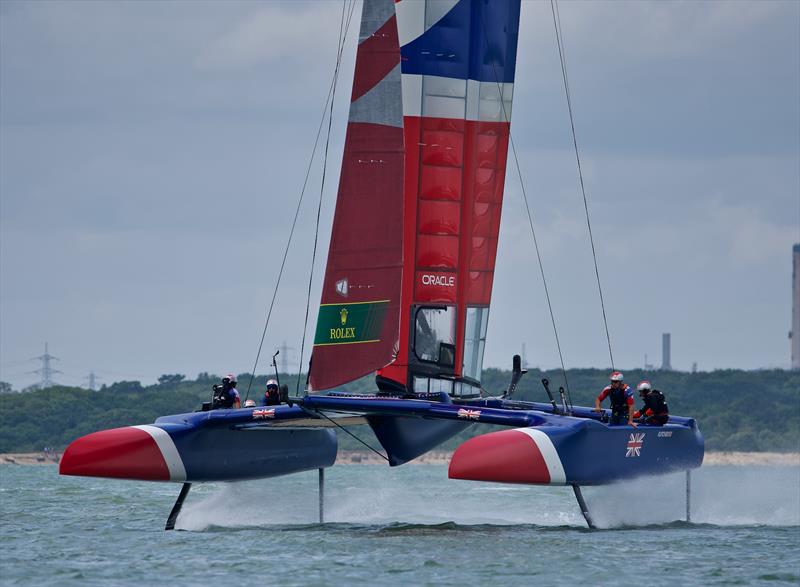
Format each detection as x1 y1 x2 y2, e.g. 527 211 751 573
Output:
377 0 522 392
309 0 405 391
310 0 522 393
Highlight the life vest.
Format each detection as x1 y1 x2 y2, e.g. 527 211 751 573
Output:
264 387 280 406
646 390 669 415
212 384 235 409
608 385 630 412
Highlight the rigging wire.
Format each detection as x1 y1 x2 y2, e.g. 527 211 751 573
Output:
478 10 573 409
243 0 356 403
550 0 615 371
295 0 357 395
508 130 574 409
306 407 389 462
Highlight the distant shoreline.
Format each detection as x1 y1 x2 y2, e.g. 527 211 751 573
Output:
3 450 798 467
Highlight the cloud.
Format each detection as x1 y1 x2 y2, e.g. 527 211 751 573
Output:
702 198 799 267
194 2 346 71
520 0 791 64
1 0 798 387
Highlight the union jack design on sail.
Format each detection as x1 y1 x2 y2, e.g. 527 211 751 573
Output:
626 432 645 457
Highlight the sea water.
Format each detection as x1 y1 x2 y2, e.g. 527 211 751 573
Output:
1 464 798 586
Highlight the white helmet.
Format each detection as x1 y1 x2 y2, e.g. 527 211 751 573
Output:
637 381 652 392
266 379 278 390
609 371 624 382
243 399 256 407
223 373 237 385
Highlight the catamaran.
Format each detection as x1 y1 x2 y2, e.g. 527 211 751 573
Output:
59 0 704 530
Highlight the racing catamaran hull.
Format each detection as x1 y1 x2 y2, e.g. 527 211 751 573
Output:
60 407 337 483
302 395 704 485
449 420 703 486
58 394 703 530
60 397 702 486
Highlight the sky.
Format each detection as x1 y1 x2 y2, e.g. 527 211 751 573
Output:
1 0 798 390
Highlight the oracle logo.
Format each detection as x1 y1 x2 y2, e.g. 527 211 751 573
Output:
421 274 455 287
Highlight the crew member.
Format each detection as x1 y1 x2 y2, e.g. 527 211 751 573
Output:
594 371 636 426
211 374 241 409
633 381 669 426
263 379 280 406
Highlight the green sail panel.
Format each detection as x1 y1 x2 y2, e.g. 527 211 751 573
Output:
313 300 390 347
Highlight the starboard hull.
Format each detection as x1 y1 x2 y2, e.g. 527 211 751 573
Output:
449 420 703 486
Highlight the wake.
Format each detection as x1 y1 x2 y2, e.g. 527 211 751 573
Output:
176 464 799 531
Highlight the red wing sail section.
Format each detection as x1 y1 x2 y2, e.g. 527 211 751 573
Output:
378 0 521 391
309 0 404 391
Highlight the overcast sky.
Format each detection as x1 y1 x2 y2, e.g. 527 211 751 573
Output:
1 0 798 390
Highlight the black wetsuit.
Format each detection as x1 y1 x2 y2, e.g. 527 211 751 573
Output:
212 383 237 409
263 387 280 406
637 389 669 425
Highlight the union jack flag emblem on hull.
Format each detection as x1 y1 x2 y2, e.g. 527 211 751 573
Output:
457 408 481 421
252 409 275 420
626 433 645 457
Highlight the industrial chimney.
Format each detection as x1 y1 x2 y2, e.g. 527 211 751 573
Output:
792 244 800 370
661 333 672 371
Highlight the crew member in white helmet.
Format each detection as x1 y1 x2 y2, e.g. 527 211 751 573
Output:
263 379 281 406
594 371 636 426
633 381 669 426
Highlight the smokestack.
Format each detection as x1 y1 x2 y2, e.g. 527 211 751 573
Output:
792 244 800 370
661 333 672 371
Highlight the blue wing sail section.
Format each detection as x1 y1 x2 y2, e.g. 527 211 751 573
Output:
399 0 520 82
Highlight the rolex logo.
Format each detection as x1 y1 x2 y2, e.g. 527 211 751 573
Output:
329 307 355 341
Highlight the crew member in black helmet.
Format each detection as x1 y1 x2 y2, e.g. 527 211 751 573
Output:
633 381 669 426
211 374 241 409
262 379 281 406
594 371 636 426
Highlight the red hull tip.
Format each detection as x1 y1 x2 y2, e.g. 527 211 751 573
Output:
448 429 559 485
59 426 171 481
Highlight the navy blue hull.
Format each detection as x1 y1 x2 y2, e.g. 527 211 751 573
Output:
154 407 339 482
61 395 703 487
161 422 338 482
552 420 703 485
60 405 338 483
303 395 704 486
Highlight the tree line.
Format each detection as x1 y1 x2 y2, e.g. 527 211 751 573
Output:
0 368 797 453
